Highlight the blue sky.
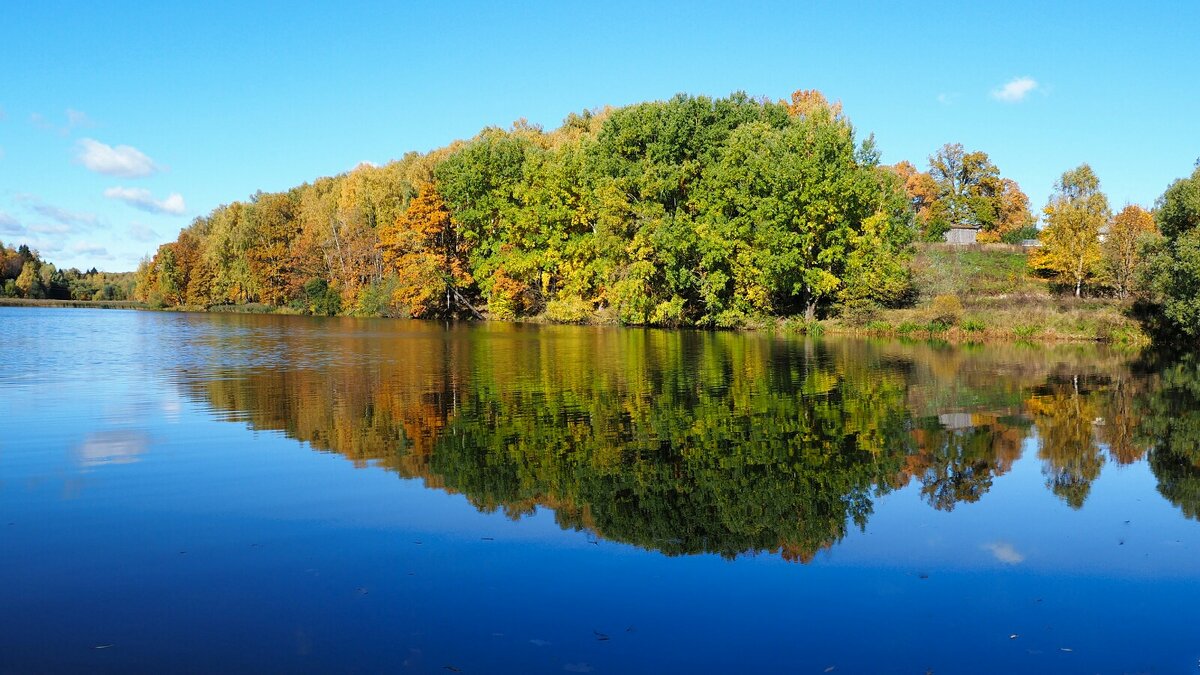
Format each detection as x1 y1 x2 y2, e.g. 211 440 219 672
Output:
1 1 1197 271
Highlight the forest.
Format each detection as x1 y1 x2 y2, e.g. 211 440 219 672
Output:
14 87 1197 337
0 241 136 301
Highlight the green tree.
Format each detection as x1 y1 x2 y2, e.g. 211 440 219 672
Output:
1146 166 1200 337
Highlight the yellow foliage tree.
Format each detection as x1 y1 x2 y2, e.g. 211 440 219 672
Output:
1032 164 1110 297
1102 204 1158 299
785 89 843 120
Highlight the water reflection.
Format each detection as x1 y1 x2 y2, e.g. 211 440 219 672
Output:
75 430 150 468
168 319 1200 559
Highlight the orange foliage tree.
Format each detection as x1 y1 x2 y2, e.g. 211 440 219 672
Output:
378 184 473 318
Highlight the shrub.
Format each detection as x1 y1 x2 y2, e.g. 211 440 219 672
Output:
838 298 880 326
1014 324 1042 338
544 296 593 324
713 309 748 329
961 318 986 333
302 278 342 316
865 320 893 333
486 269 527 321
650 296 686 327
897 321 921 335
929 294 964 326
354 278 402 317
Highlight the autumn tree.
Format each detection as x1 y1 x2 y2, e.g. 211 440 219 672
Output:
915 144 1034 242
378 184 474 318
15 260 44 298
245 191 298 306
786 89 844 120
893 160 938 233
1102 204 1158 298
1032 164 1111 297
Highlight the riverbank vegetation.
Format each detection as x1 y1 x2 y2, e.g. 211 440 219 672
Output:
9 87 1188 342
0 241 137 301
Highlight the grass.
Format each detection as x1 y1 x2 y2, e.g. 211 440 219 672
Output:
911 244 1046 301
0 298 145 310
825 244 1150 345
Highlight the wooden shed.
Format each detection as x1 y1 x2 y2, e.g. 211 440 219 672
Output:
943 224 980 245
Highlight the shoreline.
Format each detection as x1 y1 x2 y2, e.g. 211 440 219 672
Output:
0 298 146 310
3 298 1148 346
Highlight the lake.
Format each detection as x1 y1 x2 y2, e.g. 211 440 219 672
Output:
2 307 1199 673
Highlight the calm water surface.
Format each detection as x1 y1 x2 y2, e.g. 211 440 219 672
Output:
2 307 1200 673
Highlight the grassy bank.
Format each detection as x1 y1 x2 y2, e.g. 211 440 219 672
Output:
0 298 146 310
818 244 1148 345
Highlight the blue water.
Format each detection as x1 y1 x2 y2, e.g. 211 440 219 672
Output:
2 307 1198 673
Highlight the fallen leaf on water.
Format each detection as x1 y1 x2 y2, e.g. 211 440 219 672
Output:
1009 634 1019 639
593 630 610 641
93 645 113 650
1060 648 1073 652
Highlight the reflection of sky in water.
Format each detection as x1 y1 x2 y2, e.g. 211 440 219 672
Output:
3 307 1200 673
75 430 149 468
983 541 1025 564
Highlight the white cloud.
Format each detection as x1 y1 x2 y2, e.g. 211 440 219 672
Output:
71 241 110 257
992 77 1039 103
104 186 185 215
129 222 160 242
28 223 72 234
16 194 98 229
0 211 23 235
77 138 160 177
937 93 958 105
21 239 63 254
983 541 1025 564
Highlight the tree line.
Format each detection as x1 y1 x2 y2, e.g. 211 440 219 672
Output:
129 88 1200 337
135 90 912 325
0 241 136 301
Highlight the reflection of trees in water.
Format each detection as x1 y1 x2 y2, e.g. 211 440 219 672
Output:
174 318 1194 559
907 417 1027 511
1028 375 1108 509
426 334 915 561
1133 356 1200 520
